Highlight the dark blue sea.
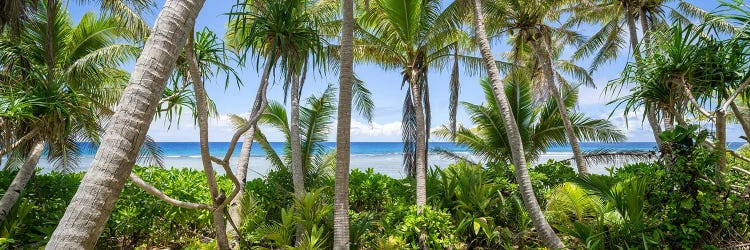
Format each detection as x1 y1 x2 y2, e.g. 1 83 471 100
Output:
73 141 693 157
36 142 745 178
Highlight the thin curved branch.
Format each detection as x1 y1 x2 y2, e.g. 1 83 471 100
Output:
159 80 191 105
730 102 750 143
0 128 39 156
210 156 242 210
220 57 275 164
732 166 750 176
129 173 212 210
676 77 714 121
720 75 750 112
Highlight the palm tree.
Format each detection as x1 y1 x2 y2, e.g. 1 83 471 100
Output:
613 23 750 173
334 0 354 248
226 0 326 243
245 84 372 185
466 0 565 247
570 0 720 153
357 0 462 207
251 86 338 184
176 26 244 249
0 2 139 224
1 0 152 38
47 0 206 247
435 77 626 165
476 0 591 174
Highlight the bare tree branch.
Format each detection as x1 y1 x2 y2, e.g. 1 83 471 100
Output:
0 128 39 156
129 173 212 210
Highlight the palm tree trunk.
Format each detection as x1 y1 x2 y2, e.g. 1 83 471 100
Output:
639 8 651 48
290 73 306 198
289 71 306 245
470 0 564 248
626 6 665 151
226 57 275 243
730 102 750 143
409 73 427 207
530 39 588 175
625 6 641 60
333 0 354 248
227 125 254 241
408 73 429 250
47 1 205 248
716 109 727 173
186 34 231 250
0 141 44 225
0 129 38 157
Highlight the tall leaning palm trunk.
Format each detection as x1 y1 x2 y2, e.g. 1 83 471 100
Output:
227 125 254 238
333 0 354 248
624 5 665 151
529 39 588 175
470 0 564 248
227 57 276 241
186 34 231 250
47 0 205 248
0 141 44 225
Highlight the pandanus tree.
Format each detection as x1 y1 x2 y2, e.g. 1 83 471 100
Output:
436 77 625 165
226 0 330 244
47 0 206 247
570 0 720 153
0 2 141 224
128 26 244 249
612 22 750 174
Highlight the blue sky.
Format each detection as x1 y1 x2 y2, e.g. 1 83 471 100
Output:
66 0 743 142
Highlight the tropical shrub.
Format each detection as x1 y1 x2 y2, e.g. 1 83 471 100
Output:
101 166 232 248
0 171 82 248
349 168 412 212
393 206 461 249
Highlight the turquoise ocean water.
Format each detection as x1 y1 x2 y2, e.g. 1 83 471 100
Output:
35 142 744 178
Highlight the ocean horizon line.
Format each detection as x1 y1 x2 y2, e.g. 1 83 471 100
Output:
115 140 747 143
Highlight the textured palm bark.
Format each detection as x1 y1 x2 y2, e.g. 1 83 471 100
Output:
225 58 275 245
0 141 44 225
186 34 231 250
409 73 427 207
227 125 254 242
289 73 306 246
47 1 205 248
625 6 665 151
730 103 750 143
333 0 354 248
408 73 429 250
290 74 306 198
471 0 564 248
716 109 727 173
530 39 588 175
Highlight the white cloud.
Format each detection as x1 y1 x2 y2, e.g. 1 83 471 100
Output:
349 120 402 139
148 111 413 142
601 108 656 142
